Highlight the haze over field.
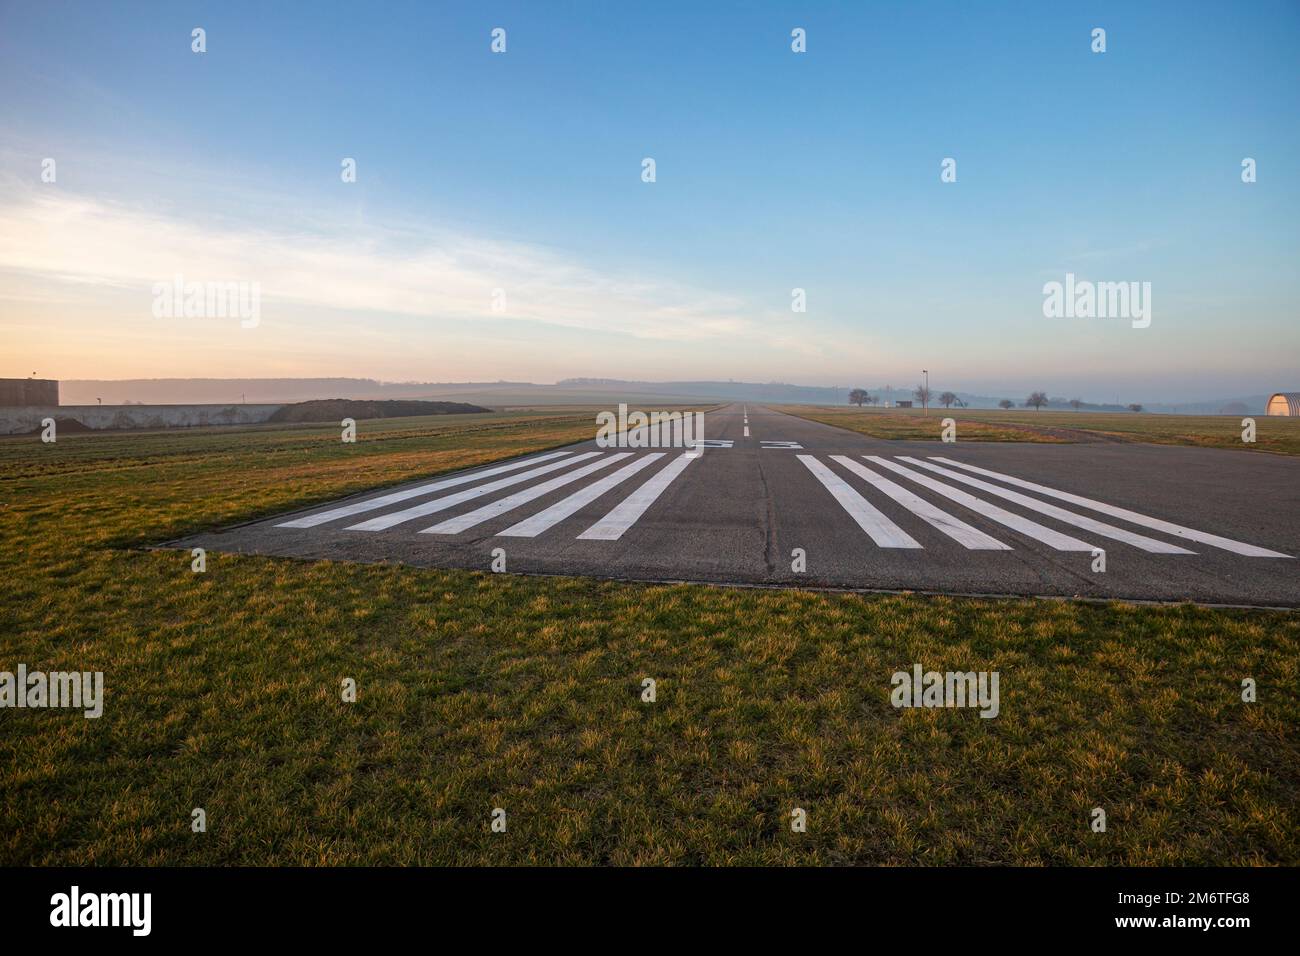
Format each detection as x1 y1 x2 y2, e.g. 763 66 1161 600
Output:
54 377 1274 414
1 2 1297 403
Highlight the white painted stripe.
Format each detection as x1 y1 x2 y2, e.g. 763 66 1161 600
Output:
497 454 665 537
744 426 750 437
346 452 602 531
829 456 1009 550
578 453 697 541
277 451 574 528
866 456 1096 551
929 457 1292 558
423 454 633 534
798 455 921 548
898 457 1194 554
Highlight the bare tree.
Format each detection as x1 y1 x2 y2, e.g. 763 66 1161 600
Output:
1068 397 1084 411
848 388 868 407
913 383 932 408
1025 391 1048 410
939 391 957 408
1127 403 1143 413
865 393 878 406
998 399 1015 409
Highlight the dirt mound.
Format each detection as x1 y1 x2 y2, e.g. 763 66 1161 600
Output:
268 399 492 423
21 416 96 436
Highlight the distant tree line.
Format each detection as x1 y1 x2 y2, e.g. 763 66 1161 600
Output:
847 389 1146 412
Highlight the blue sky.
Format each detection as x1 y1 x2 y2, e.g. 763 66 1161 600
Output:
1 0 1296 402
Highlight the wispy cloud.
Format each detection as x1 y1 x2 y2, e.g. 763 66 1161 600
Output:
0 179 794 347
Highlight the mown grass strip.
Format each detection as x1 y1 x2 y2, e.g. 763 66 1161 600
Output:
1 412 1296 864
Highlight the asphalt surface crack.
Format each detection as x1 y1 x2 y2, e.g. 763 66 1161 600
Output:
757 455 777 574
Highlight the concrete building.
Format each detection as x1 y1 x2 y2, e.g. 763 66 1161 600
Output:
0 378 58 406
1266 392 1300 416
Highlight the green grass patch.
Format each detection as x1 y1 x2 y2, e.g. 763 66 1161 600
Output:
1 413 1297 864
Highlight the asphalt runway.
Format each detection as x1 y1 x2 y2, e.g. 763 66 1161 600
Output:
172 404 1300 606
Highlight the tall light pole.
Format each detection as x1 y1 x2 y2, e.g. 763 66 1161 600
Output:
922 369 929 416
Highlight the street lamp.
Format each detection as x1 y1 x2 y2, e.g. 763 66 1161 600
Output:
922 369 929 416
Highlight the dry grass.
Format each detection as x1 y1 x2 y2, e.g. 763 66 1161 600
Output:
775 405 1300 455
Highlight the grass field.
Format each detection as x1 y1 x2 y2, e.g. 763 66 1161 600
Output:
776 405 1300 456
1 411 1297 865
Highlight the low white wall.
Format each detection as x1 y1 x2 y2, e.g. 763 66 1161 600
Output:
0 404 285 435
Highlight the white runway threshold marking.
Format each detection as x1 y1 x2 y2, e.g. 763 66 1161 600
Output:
277 451 573 528
496 454 665 537
829 456 1008 550
578 452 697 541
929 457 1292 558
798 455 921 548
866 456 1096 551
346 452 602 531
423 454 632 534
898 457 1194 554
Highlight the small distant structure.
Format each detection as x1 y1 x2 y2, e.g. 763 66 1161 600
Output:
1266 392 1300 416
0 378 58 406
895 400 914 408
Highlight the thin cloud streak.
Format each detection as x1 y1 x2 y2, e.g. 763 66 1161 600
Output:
0 183 805 349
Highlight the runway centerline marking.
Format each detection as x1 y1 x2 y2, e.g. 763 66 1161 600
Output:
578 453 697 541
829 456 1008 550
898 457 1194 554
798 455 921 548
866 456 1096 551
277 451 574 529
346 452 602 531
496 454 665 537
422 454 633 535
929 457 1292 558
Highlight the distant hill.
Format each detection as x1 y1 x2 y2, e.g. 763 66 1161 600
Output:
267 399 490 422
60 378 528 405
559 379 846 403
